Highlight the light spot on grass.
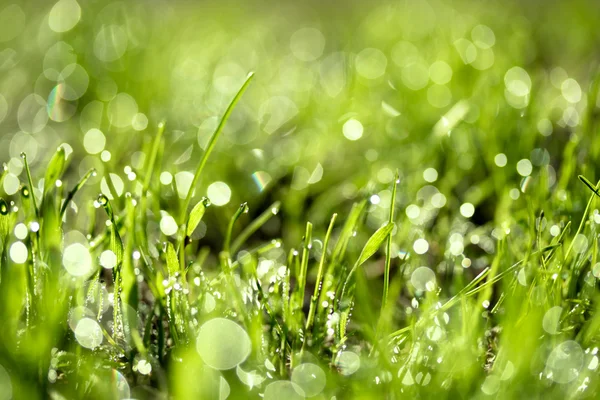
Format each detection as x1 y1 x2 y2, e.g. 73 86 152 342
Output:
481 375 500 395
132 113 148 131
355 48 387 80
3 173 19 195
160 214 178 236
561 78 582 103
494 153 507 167
74 317 103 349
101 150 111 162
370 194 380 205
63 243 93 277
108 93 138 128
264 381 304 400
545 340 583 383
207 182 231 206
290 28 325 62
252 171 272 192
9 241 28 264
572 234 588 254
429 61 452 85
592 263 600 278
83 128 106 154
543 306 563 335
292 363 326 397
471 25 495 49
411 266 436 291
589 356 599 370
537 119 553 136
423 168 438 182
406 204 420 219
160 172 173 185
100 173 124 200
460 203 475 218
413 238 429 255
431 193 447 208
136 359 152 375
401 61 429 90
49 0 81 33
427 85 452 108
174 171 194 199
516 159 532 176
99 250 117 269
196 318 251 370
509 188 520 200
337 351 360 376
94 25 128 62
505 67 531 97
14 223 27 240
343 118 363 141
18 94 48 134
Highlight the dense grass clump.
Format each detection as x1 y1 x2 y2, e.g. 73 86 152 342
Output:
3 0 600 399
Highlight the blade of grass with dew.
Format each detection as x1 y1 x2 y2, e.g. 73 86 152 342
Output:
179 72 255 224
338 222 394 341
223 202 249 254
381 173 399 313
59 168 96 218
98 194 125 342
230 201 281 254
304 213 337 342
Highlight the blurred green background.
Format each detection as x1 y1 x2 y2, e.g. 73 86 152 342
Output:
3 0 600 398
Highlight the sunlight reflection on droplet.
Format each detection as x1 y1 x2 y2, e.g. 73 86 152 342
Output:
160 214 178 236
63 243 93 277
542 306 563 335
83 128 106 154
160 172 173 185
355 48 387 80
494 153 507 167
108 93 138 128
516 159 532 177
207 182 231 206
94 25 128 62
343 118 363 141
196 318 251 370
413 238 429 255
423 168 438 182
337 351 360 376
175 171 194 199
411 266 436 291
9 241 28 264
74 317 103 349
49 0 81 33
545 340 583 384
291 363 326 397
99 250 117 269
460 203 475 218
290 27 325 62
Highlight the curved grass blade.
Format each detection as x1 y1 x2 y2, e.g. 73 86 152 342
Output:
179 72 255 224
224 202 249 254
230 201 281 254
60 168 96 218
186 197 211 238
44 146 67 195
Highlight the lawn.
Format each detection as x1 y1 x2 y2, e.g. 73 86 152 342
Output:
1 0 600 398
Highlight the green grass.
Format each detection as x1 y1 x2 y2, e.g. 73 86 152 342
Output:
2 0 600 399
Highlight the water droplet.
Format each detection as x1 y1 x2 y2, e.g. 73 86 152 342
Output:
196 318 251 370
291 363 326 397
337 351 360 376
